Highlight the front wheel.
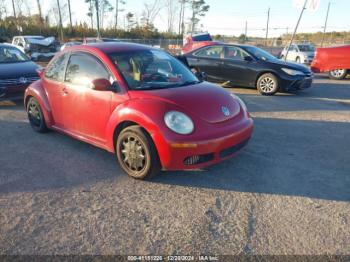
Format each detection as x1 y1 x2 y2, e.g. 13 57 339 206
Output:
328 69 348 80
256 73 279 96
26 97 48 133
116 126 161 179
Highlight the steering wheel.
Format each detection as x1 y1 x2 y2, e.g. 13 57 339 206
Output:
144 73 168 82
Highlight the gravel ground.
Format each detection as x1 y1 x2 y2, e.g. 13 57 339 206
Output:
0 74 349 255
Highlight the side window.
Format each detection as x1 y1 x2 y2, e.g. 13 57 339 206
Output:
225 46 248 60
45 53 69 81
194 46 224 59
65 53 110 87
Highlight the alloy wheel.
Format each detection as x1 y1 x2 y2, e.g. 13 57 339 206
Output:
120 135 147 172
259 77 276 93
330 69 346 78
28 100 42 127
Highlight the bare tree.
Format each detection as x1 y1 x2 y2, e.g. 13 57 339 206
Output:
178 0 188 36
141 0 162 27
67 0 73 30
115 0 126 29
85 0 94 29
165 0 179 33
0 1 8 20
189 0 209 33
56 0 64 41
126 11 135 30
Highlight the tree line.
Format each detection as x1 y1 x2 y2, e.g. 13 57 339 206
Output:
0 0 210 41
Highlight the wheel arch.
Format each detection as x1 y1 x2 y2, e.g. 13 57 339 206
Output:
24 81 54 127
105 103 170 168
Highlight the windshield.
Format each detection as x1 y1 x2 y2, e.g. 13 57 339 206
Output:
297 45 315 52
243 46 277 61
109 49 199 90
0 46 29 63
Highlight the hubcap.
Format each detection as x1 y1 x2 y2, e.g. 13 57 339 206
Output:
120 135 146 172
330 69 345 77
260 77 276 93
28 101 41 127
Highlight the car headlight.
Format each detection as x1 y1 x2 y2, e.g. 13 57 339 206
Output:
164 111 194 135
282 68 305 76
231 93 247 111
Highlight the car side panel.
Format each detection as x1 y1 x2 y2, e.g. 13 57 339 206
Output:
311 45 350 72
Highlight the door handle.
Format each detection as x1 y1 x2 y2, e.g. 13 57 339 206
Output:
62 87 68 95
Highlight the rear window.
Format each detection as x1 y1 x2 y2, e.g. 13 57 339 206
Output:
192 34 212 42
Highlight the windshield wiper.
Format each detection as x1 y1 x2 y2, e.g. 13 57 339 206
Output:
176 80 201 87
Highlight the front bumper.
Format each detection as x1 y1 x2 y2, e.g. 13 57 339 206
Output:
280 74 313 91
158 118 254 171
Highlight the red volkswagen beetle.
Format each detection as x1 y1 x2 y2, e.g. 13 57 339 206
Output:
25 43 253 179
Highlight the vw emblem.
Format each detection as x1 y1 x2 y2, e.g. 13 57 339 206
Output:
221 106 230 116
19 77 28 84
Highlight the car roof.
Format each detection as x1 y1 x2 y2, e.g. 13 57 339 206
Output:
69 42 155 54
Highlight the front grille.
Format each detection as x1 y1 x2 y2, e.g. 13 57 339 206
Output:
184 153 214 166
0 77 39 87
219 139 250 159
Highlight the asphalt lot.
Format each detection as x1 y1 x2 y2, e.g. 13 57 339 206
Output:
0 74 349 255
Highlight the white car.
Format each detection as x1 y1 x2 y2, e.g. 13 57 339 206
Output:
280 44 315 64
12 35 60 62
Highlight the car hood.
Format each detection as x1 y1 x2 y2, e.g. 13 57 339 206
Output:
129 82 242 124
267 59 311 73
0 61 39 79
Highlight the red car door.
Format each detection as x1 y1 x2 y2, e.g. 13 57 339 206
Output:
62 52 118 144
42 52 70 128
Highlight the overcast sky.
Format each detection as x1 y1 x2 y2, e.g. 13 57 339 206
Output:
7 0 350 37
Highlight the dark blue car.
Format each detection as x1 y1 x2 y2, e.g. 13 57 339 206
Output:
0 44 39 101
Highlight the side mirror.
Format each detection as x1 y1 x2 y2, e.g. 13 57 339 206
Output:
196 71 208 81
91 78 111 91
244 56 254 62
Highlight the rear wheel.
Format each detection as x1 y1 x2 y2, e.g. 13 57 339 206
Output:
256 73 279 96
328 69 347 80
26 97 48 133
116 126 161 179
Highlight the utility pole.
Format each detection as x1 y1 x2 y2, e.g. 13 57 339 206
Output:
95 0 101 38
321 2 330 47
265 7 270 46
56 0 64 42
67 0 73 32
244 20 248 43
284 0 308 61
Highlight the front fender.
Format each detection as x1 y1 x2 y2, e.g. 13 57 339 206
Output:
24 80 53 127
105 99 174 168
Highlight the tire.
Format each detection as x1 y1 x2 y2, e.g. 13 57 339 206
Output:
116 126 161 179
328 69 348 80
256 73 279 96
26 97 48 133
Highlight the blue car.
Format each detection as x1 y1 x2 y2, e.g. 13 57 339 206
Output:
0 44 39 101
